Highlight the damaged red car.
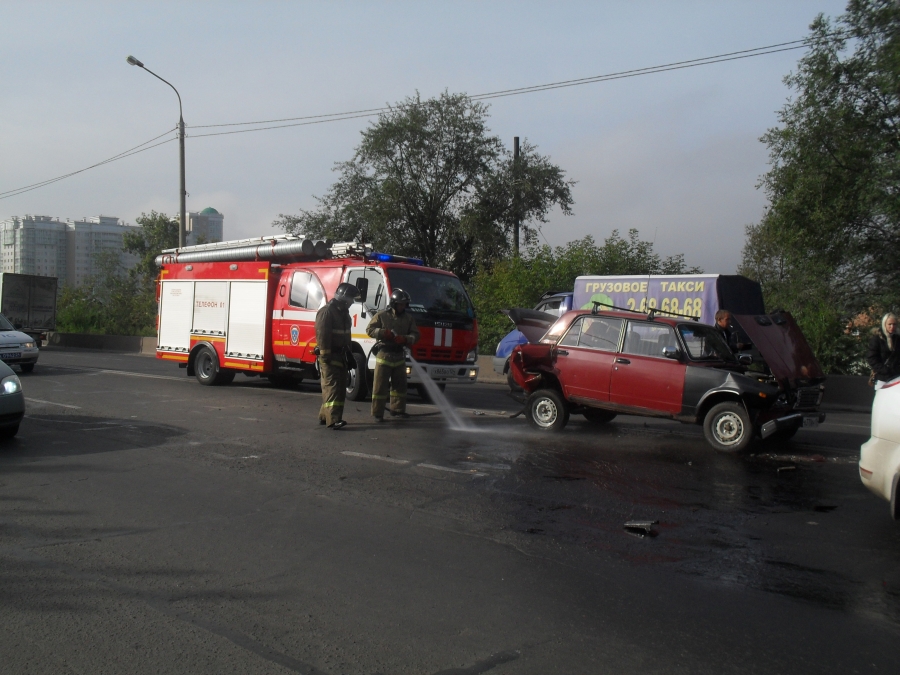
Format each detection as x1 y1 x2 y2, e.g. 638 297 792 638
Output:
506 307 826 452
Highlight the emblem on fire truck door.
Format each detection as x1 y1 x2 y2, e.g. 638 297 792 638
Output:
290 325 300 346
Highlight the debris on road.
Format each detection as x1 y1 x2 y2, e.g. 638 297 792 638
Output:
777 465 797 473
624 520 659 535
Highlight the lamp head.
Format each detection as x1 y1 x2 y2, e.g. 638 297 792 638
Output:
126 55 144 68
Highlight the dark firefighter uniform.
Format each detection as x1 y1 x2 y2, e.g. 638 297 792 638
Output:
314 286 355 428
366 298 420 420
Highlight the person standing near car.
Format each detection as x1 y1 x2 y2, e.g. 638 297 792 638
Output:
315 283 360 429
867 312 900 384
367 288 420 422
714 309 747 353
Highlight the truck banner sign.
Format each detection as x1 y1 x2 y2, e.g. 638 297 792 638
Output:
574 274 721 325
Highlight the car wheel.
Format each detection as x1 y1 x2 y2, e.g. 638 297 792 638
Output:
526 389 569 432
346 352 368 401
19 363 35 374
703 402 753 452
583 408 617 424
0 424 19 439
194 346 232 386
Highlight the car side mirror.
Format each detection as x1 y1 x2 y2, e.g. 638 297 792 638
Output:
738 354 753 366
662 346 680 359
355 277 369 299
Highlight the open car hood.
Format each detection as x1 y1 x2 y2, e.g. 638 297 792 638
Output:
733 311 825 387
501 308 558 344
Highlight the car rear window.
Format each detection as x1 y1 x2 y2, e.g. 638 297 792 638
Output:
678 324 737 362
559 316 622 351
622 322 678 358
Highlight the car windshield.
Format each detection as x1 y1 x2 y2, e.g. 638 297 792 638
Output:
0 314 14 331
386 268 474 321
678 324 737 362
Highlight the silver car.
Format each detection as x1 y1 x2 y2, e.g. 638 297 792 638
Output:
0 313 39 373
0 359 24 439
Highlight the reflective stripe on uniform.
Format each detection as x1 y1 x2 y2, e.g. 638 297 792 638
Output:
323 401 344 409
390 390 406 398
376 356 406 367
371 394 388 400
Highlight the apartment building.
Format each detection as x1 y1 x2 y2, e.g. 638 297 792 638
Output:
182 207 225 246
1 215 138 286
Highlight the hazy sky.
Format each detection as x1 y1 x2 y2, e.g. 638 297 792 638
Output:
1 0 849 274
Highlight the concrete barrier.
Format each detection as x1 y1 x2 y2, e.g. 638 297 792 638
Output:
46 332 156 355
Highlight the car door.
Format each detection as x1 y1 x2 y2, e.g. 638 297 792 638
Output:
555 315 623 402
609 321 685 413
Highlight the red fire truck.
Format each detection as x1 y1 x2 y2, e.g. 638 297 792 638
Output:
154 236 480 399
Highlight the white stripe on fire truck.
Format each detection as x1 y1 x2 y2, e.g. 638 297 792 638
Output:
434 328 442 346
444 329 453 347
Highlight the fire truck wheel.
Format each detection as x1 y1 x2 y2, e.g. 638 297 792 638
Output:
346 352 368 401
194 346 232 386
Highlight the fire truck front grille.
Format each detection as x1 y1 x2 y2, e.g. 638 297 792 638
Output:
794 387 822 408
413 347 465 362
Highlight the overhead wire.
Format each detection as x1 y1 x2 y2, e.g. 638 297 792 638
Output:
1 28 866 199
0 128 176 201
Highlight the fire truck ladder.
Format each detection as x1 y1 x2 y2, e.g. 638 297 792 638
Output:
154 235 371 265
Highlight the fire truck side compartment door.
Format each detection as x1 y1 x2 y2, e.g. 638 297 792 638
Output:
159 281 195 351
226 282 267 358
192 282 229 335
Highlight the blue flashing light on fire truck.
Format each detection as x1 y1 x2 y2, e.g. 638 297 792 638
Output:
154 236 479 399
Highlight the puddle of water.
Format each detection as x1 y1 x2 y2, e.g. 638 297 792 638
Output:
407 353 474 431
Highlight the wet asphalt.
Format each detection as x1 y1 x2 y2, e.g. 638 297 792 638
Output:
1 349 898 674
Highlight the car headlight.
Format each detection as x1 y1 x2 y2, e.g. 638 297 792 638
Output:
24 341 36 349
466 349 477 363
1 374 22 395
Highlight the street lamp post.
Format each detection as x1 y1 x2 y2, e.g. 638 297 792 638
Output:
126 55 187 249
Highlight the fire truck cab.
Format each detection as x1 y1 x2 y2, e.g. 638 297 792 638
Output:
155 236 479 399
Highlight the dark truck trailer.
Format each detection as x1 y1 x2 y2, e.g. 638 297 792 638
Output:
0 273 58 343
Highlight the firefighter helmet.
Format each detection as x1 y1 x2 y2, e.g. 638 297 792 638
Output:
333 283 361 307
390 288 411 309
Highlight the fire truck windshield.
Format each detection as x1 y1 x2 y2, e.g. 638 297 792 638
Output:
386 268 474 321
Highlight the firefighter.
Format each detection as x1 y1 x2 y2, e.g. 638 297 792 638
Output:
367 288 420 421
315 282 360 429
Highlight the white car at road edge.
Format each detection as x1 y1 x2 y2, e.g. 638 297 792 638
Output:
0 313 39 373
860 376 900 519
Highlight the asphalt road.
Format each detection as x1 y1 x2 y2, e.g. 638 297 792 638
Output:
1 350 898 674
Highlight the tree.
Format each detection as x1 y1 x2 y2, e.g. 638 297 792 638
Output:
470 230 701 353
123 211 179 284
739 0 900 372
273 91 574 281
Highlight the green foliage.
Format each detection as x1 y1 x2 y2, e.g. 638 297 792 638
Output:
274 91 574 281
124 211 179 284
470 230 702 353
55 251 157 336
740 0 900 373
56 212 175 336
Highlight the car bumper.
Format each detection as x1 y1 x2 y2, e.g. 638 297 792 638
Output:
0 391 25 429
492 356 508 376
407 363 479 384
859 436 900 504
759 411 825 439
0 349 39 366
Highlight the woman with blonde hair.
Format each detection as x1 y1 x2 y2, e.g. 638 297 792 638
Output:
867 313 899 383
